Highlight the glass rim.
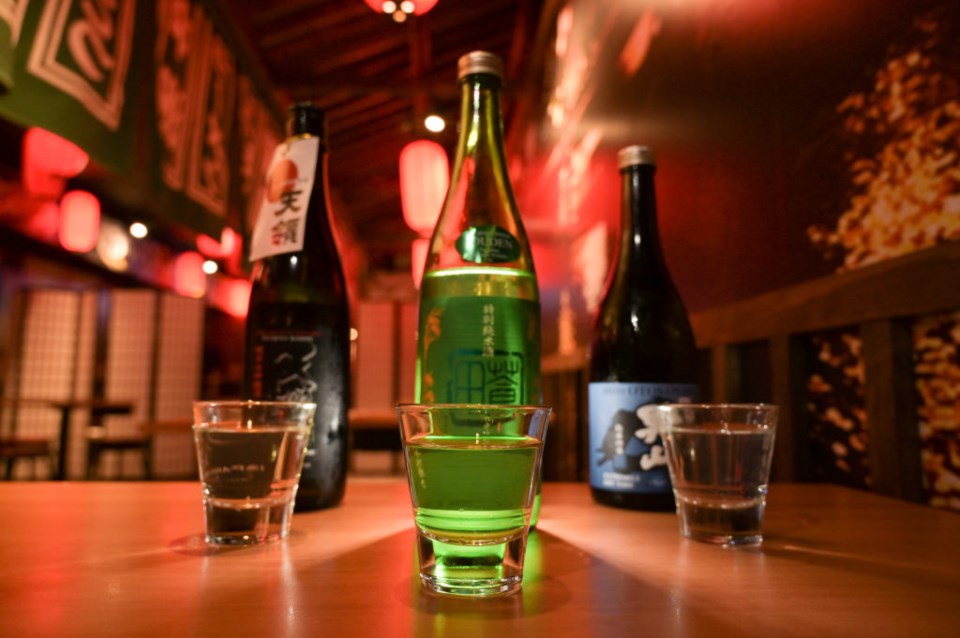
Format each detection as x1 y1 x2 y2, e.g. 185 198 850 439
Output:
655 402 778 412
395 403 551 412
192 400 318 409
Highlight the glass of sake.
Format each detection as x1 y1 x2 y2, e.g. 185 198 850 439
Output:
657 403 778 547
396 404 550 597
192 401 315 545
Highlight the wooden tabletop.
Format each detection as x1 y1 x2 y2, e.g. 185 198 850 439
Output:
0 479 957 637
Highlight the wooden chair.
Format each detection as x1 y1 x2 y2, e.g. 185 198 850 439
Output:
0 436 56 479
85 424 152 480
0 402 57 480
85 418 194 480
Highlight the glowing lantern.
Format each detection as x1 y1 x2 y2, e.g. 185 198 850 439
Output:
196 234 223 258
96 219 130 271
364 0 438 22
26 201 61 240
22 128 90 198
220 228 239 256
174 251 207 298
59 190 101 253
196 227 240 259
400 139 449 235
220 278 251 318
24 128 89 176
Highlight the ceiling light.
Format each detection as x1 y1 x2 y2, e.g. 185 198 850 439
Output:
363 0 438 22
129 222 148 238
424 114 445 133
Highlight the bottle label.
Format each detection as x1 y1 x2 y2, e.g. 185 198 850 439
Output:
248 137 319 262
419 296 539 404
248 328 329 402
587 382 698 494
456 225 521 264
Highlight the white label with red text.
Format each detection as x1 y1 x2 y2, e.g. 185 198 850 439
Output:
248 137 318 262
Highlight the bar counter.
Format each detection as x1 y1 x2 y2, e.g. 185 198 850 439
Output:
1 479 957 637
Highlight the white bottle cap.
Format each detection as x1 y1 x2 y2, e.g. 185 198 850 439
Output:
617 145 655 168
458 51 504 80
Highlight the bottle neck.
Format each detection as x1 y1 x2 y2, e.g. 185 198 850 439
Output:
288 107 329 228
288 104 324 139
452 74 508 184
617 164 667 276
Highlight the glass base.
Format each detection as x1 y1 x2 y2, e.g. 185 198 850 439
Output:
416 530 527 597
203 497 294 545
677 499 764 547
420 573 522 597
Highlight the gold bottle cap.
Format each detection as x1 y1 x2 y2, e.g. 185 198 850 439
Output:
617 145 655 168
458 51 504 80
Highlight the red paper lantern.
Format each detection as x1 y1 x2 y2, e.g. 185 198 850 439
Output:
23 128 90 198
220 228 239 256
174 251 207 298
400 139 449 236
59 190 100 253
196 234 220 257
197 227 241 259
220 278 251 318
24 127 89 177
363 0 439 17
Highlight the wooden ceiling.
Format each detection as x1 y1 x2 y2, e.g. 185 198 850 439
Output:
222 0 553 273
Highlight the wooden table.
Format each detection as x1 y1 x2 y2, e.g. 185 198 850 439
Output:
0 480 957 637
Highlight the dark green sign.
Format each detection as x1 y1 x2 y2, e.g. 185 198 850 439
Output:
0 0 282 238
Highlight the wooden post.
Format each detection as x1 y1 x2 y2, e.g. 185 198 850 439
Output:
770 334 808 483
860 319 923 502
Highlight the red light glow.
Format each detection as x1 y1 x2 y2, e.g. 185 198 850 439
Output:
400 139 449 236
173 252 207 298
196 234 223 257
411 237 430 288
363 0 438 17
59 190 100 253
24 127 89 177
222 278 251 318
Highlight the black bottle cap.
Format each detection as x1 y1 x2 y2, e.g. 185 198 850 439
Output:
287 102 325 138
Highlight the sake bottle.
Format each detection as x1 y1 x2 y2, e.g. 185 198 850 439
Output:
244 102 349 511
588 145 699 511
415 51 543 519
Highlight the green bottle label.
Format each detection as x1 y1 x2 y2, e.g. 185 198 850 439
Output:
419 295 539 404
456 225 521 264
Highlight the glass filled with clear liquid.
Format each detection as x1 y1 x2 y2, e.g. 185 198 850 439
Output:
192 401 316 545
657 404 777 546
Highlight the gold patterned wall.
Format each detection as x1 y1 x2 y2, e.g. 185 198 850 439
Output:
807 7 959 510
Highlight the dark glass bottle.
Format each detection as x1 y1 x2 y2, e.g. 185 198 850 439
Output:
244 102 349 511
587 145 699 512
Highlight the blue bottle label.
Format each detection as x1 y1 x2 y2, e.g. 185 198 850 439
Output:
588 382 699 494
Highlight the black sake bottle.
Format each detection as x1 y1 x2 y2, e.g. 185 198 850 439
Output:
587 145 699 511
244 102 349 511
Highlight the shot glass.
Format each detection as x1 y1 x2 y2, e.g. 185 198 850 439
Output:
397 404 550 597
656 403 778 547
192 400 316 545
